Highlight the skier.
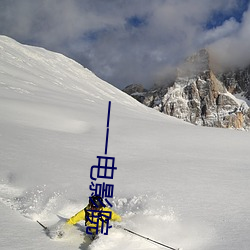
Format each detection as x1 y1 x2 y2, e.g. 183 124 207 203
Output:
66 195 122 238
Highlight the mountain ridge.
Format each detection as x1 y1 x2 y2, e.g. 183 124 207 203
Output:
123 49 250 130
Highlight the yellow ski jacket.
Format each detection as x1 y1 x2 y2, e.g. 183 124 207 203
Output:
67 205 121 229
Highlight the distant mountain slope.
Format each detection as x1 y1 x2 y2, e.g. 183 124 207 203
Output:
0 35 144 109
0 35 158 133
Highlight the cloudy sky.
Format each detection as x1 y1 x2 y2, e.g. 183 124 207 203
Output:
0 0 249 89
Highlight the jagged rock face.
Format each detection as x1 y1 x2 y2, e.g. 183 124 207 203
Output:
123 49 250 130
161 50 250 129
122 84 147 103
217 66 250 99
123 84 146 95
162 74 249 128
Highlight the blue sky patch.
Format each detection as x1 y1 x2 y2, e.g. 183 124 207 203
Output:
206 0 249 29
126 15 147 28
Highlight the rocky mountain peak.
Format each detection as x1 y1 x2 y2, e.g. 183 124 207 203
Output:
177 49 210 78
123 49 250 130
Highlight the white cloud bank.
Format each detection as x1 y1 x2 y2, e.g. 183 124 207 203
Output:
0 0 249 88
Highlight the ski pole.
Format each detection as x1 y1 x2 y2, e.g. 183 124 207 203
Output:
122 227 180 250
37 220 48 231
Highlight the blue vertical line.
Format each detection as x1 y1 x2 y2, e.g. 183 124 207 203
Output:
105 128 109 155
107 101 111 128
105 101 111 154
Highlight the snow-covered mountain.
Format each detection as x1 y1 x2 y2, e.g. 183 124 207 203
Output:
217 65 250 100
1 36 250 250
124 49 250 130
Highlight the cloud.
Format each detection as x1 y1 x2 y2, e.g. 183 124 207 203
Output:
200 18 240 45
0 0 249 88
209 3 250 69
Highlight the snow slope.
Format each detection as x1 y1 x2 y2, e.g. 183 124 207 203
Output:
0 35 250 250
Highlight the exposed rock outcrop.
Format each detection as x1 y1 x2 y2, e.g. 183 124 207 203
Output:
123 49 250 130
